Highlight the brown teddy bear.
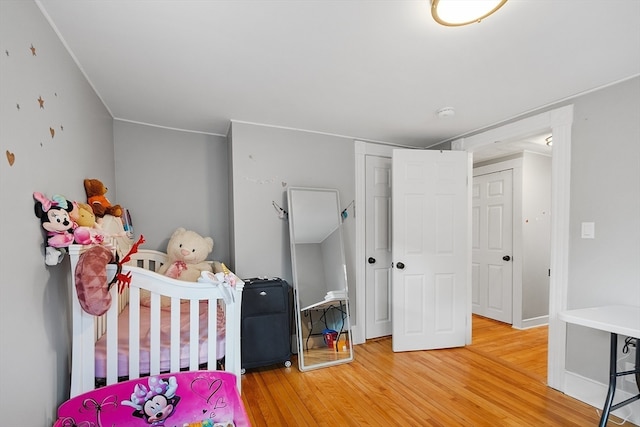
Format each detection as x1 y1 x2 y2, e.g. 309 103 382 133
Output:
84 178 123 218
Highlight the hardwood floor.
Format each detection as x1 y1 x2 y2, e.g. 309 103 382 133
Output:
239 315 620 426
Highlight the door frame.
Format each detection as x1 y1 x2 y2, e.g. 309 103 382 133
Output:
473 160 523 327
472 167 516 325
354 141 397 345
452 105 573 391
354 104 573 391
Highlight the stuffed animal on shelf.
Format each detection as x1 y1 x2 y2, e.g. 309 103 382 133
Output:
158 227 217 282
83 178 123 218
33 192 77 265
71 202 95 227
70 202 107 245
97 214 133 259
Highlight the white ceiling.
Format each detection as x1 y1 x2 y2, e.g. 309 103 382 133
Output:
36 0 640 149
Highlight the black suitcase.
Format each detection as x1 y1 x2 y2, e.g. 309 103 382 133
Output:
240 277 292 372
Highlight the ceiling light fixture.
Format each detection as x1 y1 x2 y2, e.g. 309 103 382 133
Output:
431 0 508 27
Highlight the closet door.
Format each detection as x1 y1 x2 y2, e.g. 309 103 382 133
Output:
365 155 393 339
471 169 513 324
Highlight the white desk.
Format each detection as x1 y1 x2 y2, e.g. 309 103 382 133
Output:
300 297 349 351
559 305 640 427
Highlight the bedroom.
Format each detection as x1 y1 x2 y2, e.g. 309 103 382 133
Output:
0 1 639 425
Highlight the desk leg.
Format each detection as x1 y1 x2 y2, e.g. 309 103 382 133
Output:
636 339 640 394
599 333 618 427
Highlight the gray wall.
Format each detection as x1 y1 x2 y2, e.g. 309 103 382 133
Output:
521 152 552 320
228 122 356 293
295 243 326 308
1 2 639 423
113 121 231 264
0 2 114 425
565 77 640 385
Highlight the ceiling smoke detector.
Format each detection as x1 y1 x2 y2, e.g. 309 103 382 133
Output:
436 107 456 119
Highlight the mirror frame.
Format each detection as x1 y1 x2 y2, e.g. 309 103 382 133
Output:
287 186 354 371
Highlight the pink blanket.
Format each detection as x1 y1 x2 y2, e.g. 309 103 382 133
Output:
95 301 225 378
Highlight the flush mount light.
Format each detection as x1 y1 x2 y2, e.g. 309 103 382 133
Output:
431 0 508 27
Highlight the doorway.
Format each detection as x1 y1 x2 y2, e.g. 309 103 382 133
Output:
354 104 574 390
472 168 514 324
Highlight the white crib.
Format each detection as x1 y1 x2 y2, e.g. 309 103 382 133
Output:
67 243 244 398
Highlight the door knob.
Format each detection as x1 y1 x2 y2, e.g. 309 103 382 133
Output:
396 262 405 270
502 255 511 261
368 257 376 264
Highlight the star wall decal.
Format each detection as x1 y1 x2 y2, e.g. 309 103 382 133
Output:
30 44 36 56
38 96 44 108
50 127 55 138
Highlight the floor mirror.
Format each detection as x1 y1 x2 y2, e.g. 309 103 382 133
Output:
287 187 354 371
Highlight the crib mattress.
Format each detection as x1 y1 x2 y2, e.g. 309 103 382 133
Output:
95 301 225 378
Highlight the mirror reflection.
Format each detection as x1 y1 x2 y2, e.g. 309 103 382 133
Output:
287 187 354 371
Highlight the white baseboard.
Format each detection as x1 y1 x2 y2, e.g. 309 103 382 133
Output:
564 371 640 425
513 315 549 330
351 324 364 345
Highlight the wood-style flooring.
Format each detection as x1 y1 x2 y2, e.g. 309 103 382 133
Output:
240 315 623 426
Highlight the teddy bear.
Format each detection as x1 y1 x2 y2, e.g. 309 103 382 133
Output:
84 178 123 218
140 228 218 308
158 227 218 282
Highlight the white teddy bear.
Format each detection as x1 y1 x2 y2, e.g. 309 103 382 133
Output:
158 227 218 282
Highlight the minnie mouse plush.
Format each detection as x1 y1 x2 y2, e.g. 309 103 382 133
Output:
34 192 77 265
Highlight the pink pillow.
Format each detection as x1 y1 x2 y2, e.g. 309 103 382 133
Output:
74 245 114 316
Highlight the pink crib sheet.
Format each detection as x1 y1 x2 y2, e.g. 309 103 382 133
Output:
95 301 225 378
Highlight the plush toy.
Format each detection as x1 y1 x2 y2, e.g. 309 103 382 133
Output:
98 214 133 259
140 228 216 308
84 178 123 218
71 202 107 245
72 202 96 227
158 227 217 282
33 192 77 265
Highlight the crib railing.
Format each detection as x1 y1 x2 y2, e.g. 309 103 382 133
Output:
94 287 128 342
93 250 167 342
68 244 243 398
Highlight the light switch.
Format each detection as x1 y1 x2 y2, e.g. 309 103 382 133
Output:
581 222 595 239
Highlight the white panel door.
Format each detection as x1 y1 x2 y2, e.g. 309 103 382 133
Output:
391 149 470 352
472 169 513 323
365 155 393 339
